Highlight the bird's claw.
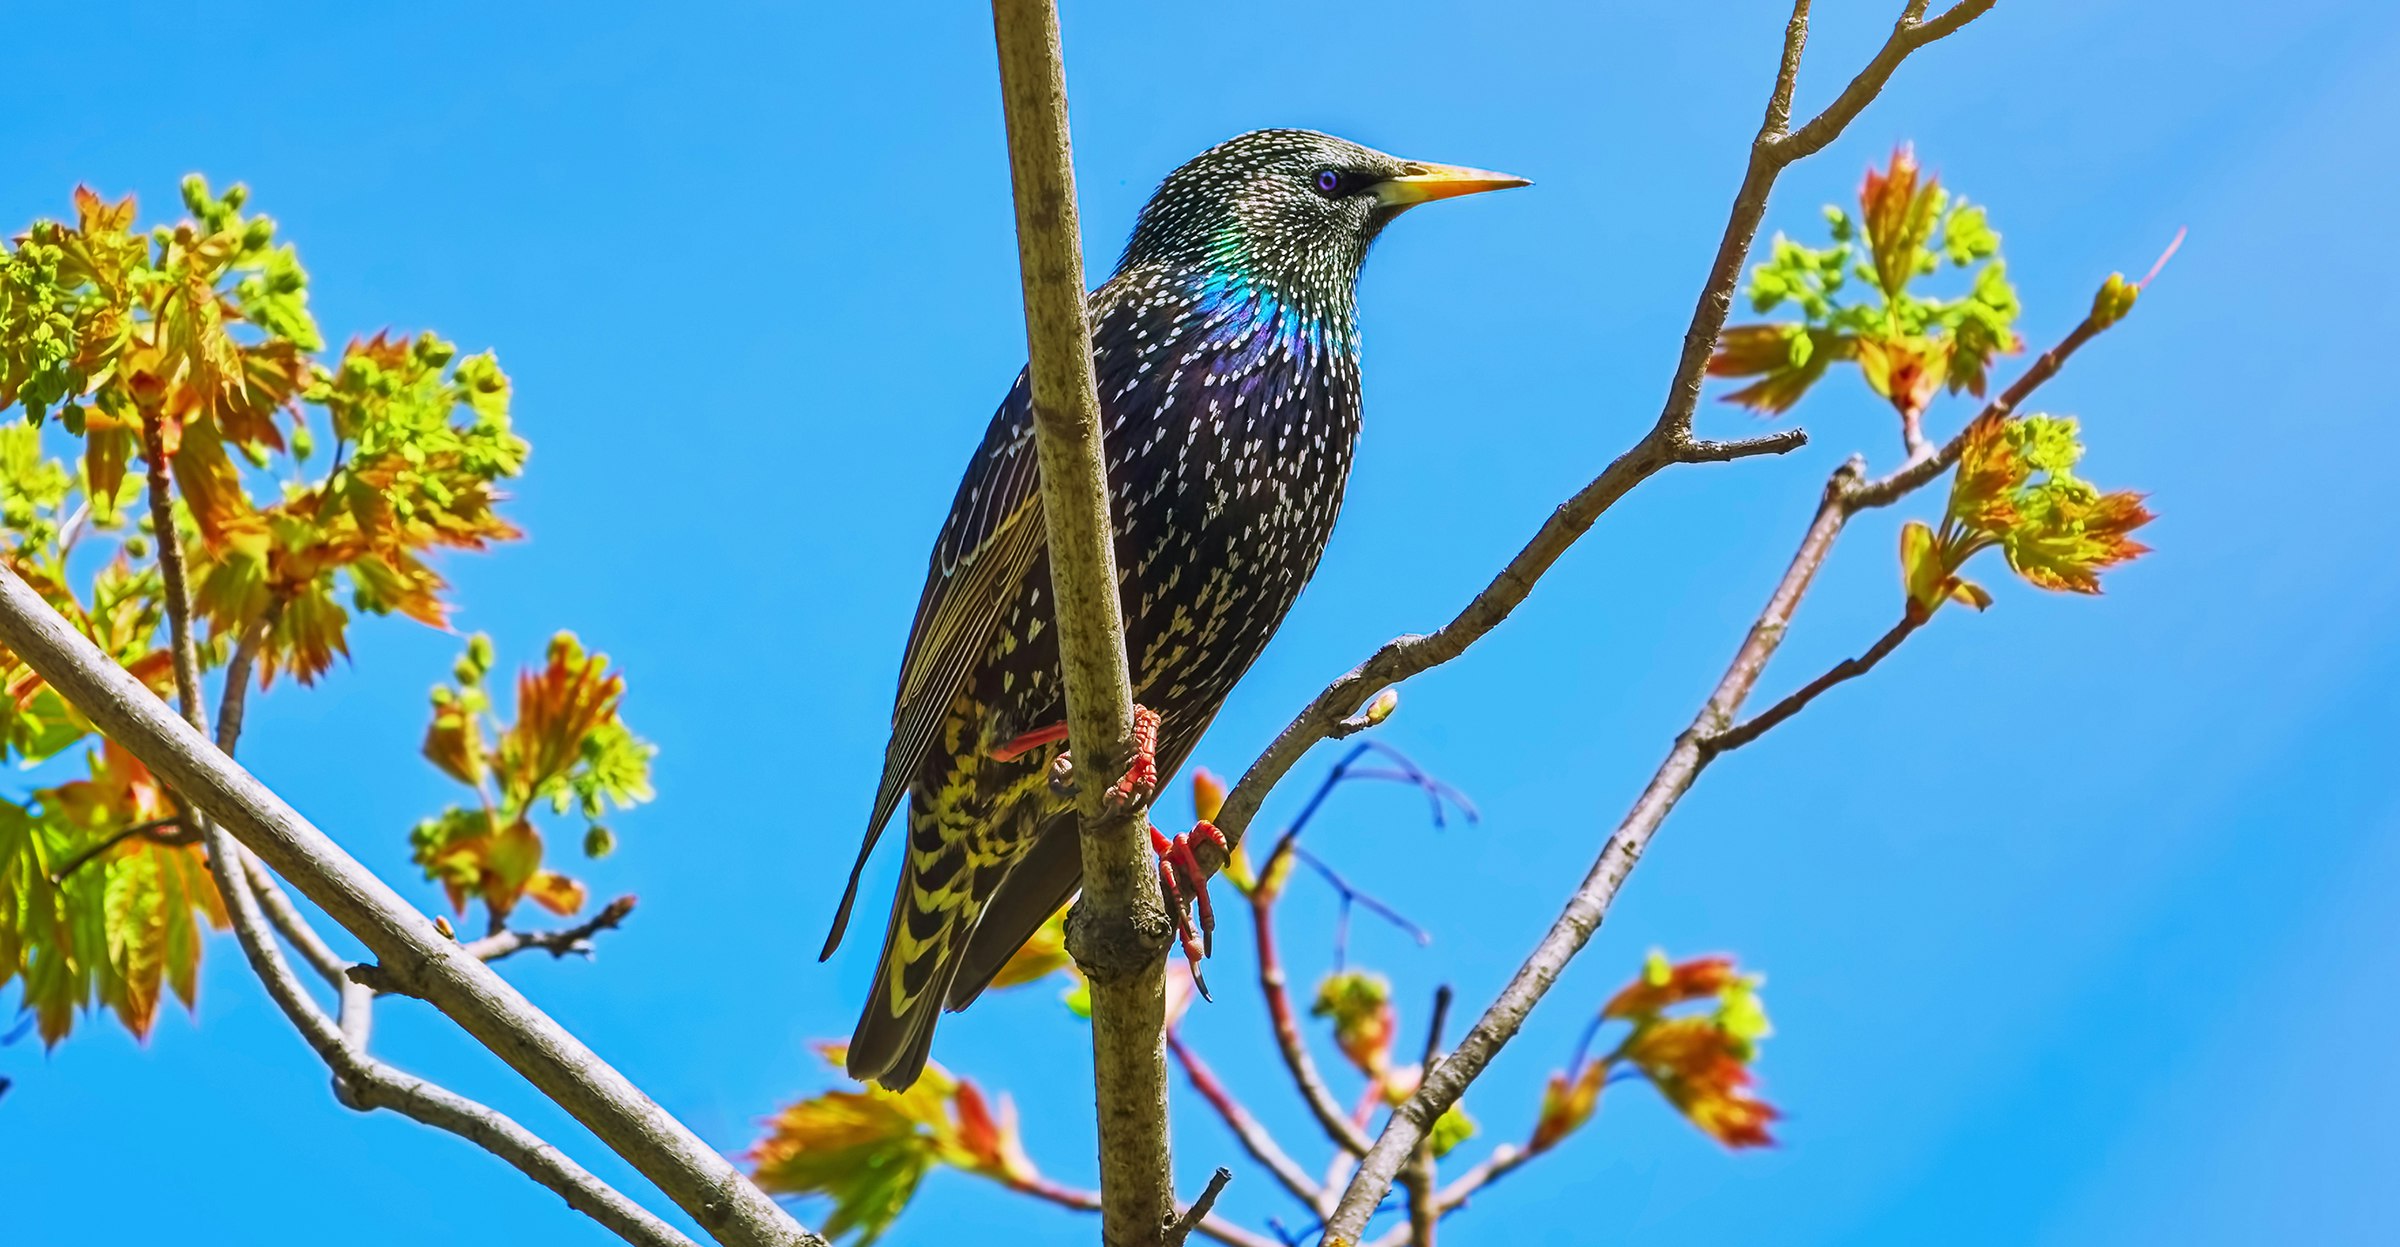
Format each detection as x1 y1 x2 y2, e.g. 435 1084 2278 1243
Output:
1153 818 1227 991
1105 705 1163 811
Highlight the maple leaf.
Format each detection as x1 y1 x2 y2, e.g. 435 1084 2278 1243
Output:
1860 145 1946 299
1621 1017 1781 1148
1601 950 1741 1022
410 634 653 926
1531 1060 1610 1154
3 743 225 1044
1709 324 1845 415
1905 412 2154 614
749 1045 1038 1245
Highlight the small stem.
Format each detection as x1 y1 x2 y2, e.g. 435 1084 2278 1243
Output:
456 895 640 968
1701 614 1925 754
1252 838 1373 1158
1166 1168 1235 1247
1168 1030 1326 1214
46 816 182 884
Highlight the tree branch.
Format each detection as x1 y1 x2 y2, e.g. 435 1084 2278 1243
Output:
0 566 821 1247
993 1170 1282 1247
1400 987 1454 1247
989 2 1178 1242
1312 4 1997 1240
460 894 641 965
117 423 715 1247
1168 1030 1326 1215
1843 311 2108 510
1700 613 1924 754
1251 838 1375 1158
1166 1168 1236 1247
45 815 183 884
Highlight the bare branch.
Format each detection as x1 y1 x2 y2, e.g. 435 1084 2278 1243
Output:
1168 1030 1326 1214
1771 0 1997 162
1700 614 1925 754
989 1 1178 1241
1251 837 1374 1158
46 815 183 884
1313 4 1998 1239
995 1171 1282 1247
1400 986 1455 1247
461 894 641 965
0 567 820 1246
1166 1168 1236 1247
115 424 717 1247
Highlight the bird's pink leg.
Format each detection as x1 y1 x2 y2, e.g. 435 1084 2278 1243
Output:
990 721 1071 763
1153 818 1229 975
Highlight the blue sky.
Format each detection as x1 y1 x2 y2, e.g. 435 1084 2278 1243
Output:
7 1 2398 1243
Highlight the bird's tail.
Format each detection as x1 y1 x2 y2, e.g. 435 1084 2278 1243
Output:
846 809 975 1091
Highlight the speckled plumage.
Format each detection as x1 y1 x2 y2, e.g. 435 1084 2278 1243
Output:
825 129 1520 1090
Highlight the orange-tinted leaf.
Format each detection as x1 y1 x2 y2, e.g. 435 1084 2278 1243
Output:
422 686 489 787
1530 1060 1610 1154
1621 1016 1781 1149
749 1045 956 1245
1854 334 1945 421
948 1080 1038 1184
1860 145 1944 298
524 870 587 917
497 633 624 808
1602 951 1740 1021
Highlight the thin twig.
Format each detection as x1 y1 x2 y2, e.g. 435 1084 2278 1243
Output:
1701 614 1924 754
1430 1144 1529 1216
1292 846 1431 971
1399 987 1454 1247
46 815 183 883
1314 5 1997 1239
1167 1168 1236 1247
1844 312 2107 510
997 1171 1282 1247
1169 1030 1327 1214
1252 835 1374 1158
459 895 641 965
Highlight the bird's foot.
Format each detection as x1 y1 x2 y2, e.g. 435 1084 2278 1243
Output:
1105 705 1163 810
1153 818 1228 992
1027 705 1163 808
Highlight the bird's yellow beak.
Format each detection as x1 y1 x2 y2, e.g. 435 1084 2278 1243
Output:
1371 160 1532 208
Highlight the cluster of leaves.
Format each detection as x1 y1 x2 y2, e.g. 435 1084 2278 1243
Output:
0 744 223 1045
413 632 654 930
1900 412 2154 617
750 1044 1041 1245
1310 968 1477 1158
0 179 592 1046
1531 952 1779 1153
1709 146 2021 427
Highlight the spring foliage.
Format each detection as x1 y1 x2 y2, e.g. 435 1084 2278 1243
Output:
0 180 648 1044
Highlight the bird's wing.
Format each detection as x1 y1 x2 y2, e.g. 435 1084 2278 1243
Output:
822 372 1047 958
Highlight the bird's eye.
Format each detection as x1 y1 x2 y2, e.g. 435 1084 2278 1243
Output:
1312 169 1345 198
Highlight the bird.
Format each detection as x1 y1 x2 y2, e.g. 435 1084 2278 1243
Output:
823 128 1525 1090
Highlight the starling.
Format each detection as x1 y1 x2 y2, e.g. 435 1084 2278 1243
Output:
825 129 1525 1090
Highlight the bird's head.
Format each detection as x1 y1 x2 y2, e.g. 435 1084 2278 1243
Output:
1117 128 1526 305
